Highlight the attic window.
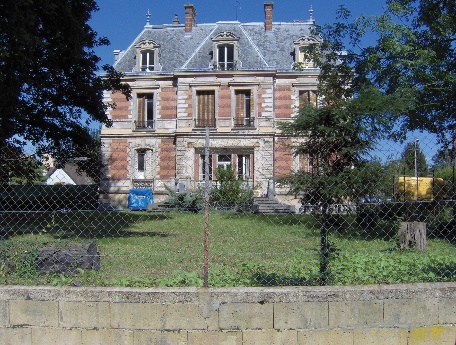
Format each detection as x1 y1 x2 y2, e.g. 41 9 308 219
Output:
135 39 160 72
212 32 239 71
293 36 319 69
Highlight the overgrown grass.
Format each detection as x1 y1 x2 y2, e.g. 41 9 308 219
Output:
0 210 455 287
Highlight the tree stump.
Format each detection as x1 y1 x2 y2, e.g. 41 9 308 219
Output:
398 222 426 251
37 242 100 274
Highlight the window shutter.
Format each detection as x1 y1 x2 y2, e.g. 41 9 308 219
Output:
197 91 215 127
235 92 245 126
138 95 145 124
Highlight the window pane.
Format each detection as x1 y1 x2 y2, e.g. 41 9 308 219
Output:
137 151 146 172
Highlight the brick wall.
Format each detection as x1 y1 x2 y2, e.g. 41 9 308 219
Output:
110 91 130 120
274 137 294 178
159 87 177 119
0 283 454 344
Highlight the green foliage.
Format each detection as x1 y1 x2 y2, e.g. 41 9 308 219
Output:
165 185 204 213
0 0 130 177
400 141 428 176
315 0 456 147
210 165 253 210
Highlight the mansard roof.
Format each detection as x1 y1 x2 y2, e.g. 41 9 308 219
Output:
114 20 317 74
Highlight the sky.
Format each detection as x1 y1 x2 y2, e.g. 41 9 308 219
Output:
88 0 439 164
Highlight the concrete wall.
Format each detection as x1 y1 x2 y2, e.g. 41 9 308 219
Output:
0 283 455 344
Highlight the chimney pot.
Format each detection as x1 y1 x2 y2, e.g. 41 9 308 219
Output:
184 3 196 33
264 2 274 31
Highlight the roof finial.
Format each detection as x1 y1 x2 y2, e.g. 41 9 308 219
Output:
309 5 314 21
146 9 151 26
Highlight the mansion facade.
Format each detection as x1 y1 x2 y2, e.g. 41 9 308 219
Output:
101 2 318 208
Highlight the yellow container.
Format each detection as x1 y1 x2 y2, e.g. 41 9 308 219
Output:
395 176 445 201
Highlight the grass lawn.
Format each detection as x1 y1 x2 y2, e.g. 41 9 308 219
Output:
0 210 455 287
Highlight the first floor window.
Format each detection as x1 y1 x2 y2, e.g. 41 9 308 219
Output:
137 94 154 129
196 91 216 127
299 90 318 109
234 90 252 127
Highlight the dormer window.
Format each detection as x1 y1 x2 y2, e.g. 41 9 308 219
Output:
212 32 240 71
135 39 160 72
217 44 234 70
293 36 319 69
140 50 155 71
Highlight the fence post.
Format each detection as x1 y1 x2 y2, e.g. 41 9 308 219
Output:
203 127 210 287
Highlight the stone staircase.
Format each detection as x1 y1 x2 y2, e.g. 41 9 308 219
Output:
252 197 295 215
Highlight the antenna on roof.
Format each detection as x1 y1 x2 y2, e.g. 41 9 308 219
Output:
146 9 151 26
309 5 314 21
235 1 241 21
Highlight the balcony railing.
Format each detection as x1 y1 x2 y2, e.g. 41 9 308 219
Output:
233 117 255 128
134 120 155 130
194 118 216 128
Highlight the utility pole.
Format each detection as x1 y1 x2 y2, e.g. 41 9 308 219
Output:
415 138 419 200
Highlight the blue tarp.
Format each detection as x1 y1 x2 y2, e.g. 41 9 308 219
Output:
128 189 153 210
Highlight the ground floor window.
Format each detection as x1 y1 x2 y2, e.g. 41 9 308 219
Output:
198 152 252 182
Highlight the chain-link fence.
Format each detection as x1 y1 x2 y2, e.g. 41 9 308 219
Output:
1 132 455 287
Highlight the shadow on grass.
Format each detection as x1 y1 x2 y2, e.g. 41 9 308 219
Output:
0 210 175 240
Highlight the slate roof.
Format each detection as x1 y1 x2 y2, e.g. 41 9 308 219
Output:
114 20 316 74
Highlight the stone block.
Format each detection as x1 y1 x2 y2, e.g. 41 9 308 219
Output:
439 298 456 324
219 303 273 330
383 298 438 327
134 331 188 345
408 325 456 345
0 301 8 326
243 330 298 345
161 304 208 330
353 328 408 345
187 331 242 345
274 302 328 330
329 300 383 328
59 301 110 328
81 329 134 345
31 328 81 345
111 303 162 329
0 327 32 345
297 329 354 345
10 300 58 327
111 303 208 331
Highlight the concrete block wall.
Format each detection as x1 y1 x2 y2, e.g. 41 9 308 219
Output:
0 283 455 344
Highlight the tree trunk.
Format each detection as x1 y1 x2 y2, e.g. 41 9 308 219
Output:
398 222 426 251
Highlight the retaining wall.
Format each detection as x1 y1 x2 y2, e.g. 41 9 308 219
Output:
0 283 455 344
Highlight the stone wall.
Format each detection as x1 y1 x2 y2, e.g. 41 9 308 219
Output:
0 283 455 344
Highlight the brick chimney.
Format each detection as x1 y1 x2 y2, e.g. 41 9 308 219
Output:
184 3 196 33
264 2 274 31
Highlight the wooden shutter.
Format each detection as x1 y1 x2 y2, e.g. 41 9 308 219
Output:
137 95 145 127
197 91 215 127
235 91 245 126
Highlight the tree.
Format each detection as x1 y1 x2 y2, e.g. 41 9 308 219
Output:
314 0 456 147
0 0 130 170
400 141 428 176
